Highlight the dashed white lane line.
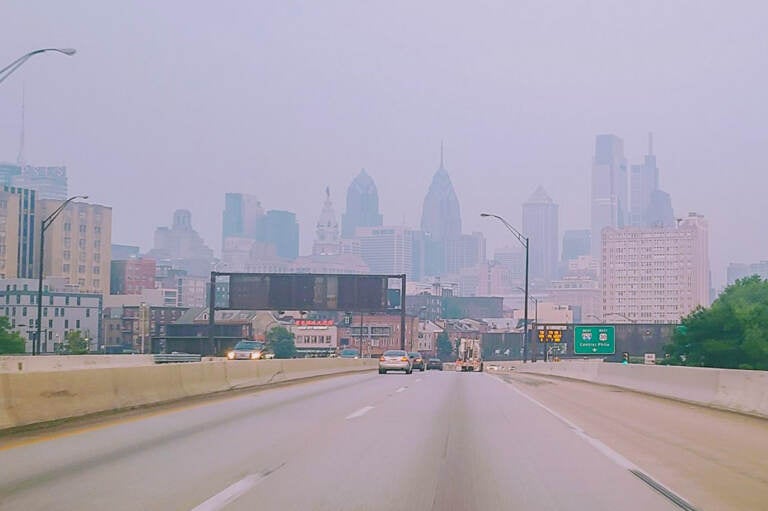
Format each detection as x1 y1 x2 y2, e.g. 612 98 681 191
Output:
345 405 375 420
396 386 407 393
190 473 264 511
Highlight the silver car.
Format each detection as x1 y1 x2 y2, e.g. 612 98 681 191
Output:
378 349 412 374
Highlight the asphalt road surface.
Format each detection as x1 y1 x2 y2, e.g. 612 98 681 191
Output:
1 369 695 510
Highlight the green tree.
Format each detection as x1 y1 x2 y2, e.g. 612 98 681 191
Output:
663 276 768 370
437 332 453 359
0 316 25 354
65 330 89 355
267 326 296 359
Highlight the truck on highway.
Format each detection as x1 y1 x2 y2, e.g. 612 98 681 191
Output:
456 338 483 372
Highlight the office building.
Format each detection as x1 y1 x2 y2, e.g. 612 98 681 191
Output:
591 134 628 257
522 186 559 283
341 169 383 238
726 261 768 285
0 191 20 279
37 199 112 296
222 192 264 244
421 148 462 276
0 163 67 201
601 213 710 323
2 185 36 278
357 225 414 275
561 230 591 263
630 134 674 228
1 277 102 353
110 258 156 295
147 209 214 276
256 210 299 260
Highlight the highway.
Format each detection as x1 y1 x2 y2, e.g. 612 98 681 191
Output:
0 369 733 510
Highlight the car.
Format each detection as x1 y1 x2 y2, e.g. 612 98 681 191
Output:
426 358 443 370
408 351 426 371
339 348 361 359
379 349 412 374
226 340 270 360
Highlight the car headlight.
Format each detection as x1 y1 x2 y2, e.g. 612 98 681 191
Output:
227 351 235 359
250 351 261 360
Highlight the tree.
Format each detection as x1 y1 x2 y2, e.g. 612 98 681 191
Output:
267 326 296 359
663 276 768 370
437 332 453 359
65 330 89 355
0 316 25 354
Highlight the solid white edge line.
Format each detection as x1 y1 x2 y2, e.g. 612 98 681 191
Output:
190 473 263 511
491 374 698 509
396 386 407 393
345 405 375 420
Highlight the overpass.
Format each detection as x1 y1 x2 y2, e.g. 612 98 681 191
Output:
0 358 766 510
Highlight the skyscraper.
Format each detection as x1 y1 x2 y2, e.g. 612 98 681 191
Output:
357 225 414 275
561 230 591 263
591 134 627 257
222 193 264 243
601 213 710 322
522 186 559 283
341 169 383 238
630 134 675 228
147 209 214 277
420 147 462 276
256 210 299 260
313 187 341 256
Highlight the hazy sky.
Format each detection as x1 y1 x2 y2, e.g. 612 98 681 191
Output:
2 1 767 287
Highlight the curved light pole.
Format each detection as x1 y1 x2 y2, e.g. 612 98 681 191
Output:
35 195 88 355
604 312 636 324
0 48 76 86
481 212 531 362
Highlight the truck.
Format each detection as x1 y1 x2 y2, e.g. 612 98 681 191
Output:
456 338 483 372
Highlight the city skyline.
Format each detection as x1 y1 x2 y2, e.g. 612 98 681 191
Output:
2 2 767 288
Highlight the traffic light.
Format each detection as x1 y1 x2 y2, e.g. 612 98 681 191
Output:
622 352 629 364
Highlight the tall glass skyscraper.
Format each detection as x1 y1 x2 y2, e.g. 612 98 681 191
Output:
341 169 383 239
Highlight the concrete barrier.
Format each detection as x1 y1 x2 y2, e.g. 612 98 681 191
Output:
0 355 156 373
515 360 768 418
0 358 377 430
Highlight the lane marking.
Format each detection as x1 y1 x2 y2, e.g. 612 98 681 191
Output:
415 378 422 383
494 375 698 510
396 386 407 393
190 473 264 511
345 406 374 420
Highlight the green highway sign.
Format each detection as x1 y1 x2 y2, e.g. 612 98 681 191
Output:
574 325 615 355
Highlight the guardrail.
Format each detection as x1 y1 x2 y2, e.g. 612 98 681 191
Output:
153 353 202 364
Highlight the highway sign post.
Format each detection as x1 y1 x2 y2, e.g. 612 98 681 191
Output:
574 325 615 355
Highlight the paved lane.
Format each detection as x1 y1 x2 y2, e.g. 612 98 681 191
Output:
1 371 683 510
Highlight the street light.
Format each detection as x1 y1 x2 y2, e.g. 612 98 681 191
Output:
0 48 76 86
604 312 636 324
481 212 531 362
585 313 603 323
35 195 88 355
516 287 539 360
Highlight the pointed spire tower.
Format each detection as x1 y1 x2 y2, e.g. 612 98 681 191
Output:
420 143 462 240
313 186 341 255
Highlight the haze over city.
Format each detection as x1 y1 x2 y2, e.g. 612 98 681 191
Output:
2 1 767 286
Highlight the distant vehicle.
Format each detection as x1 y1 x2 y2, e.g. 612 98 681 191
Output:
456 338 483 372
379 349 412 374
408 351 426 371
339 348 361 359
226 340 270 360
426 358 443 370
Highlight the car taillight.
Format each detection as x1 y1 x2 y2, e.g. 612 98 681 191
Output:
379 356 385 361
401 357 409 362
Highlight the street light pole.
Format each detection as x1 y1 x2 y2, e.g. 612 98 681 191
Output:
0 48 76 86
516 287 539 360
482 213 530 362
35 195 88 355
